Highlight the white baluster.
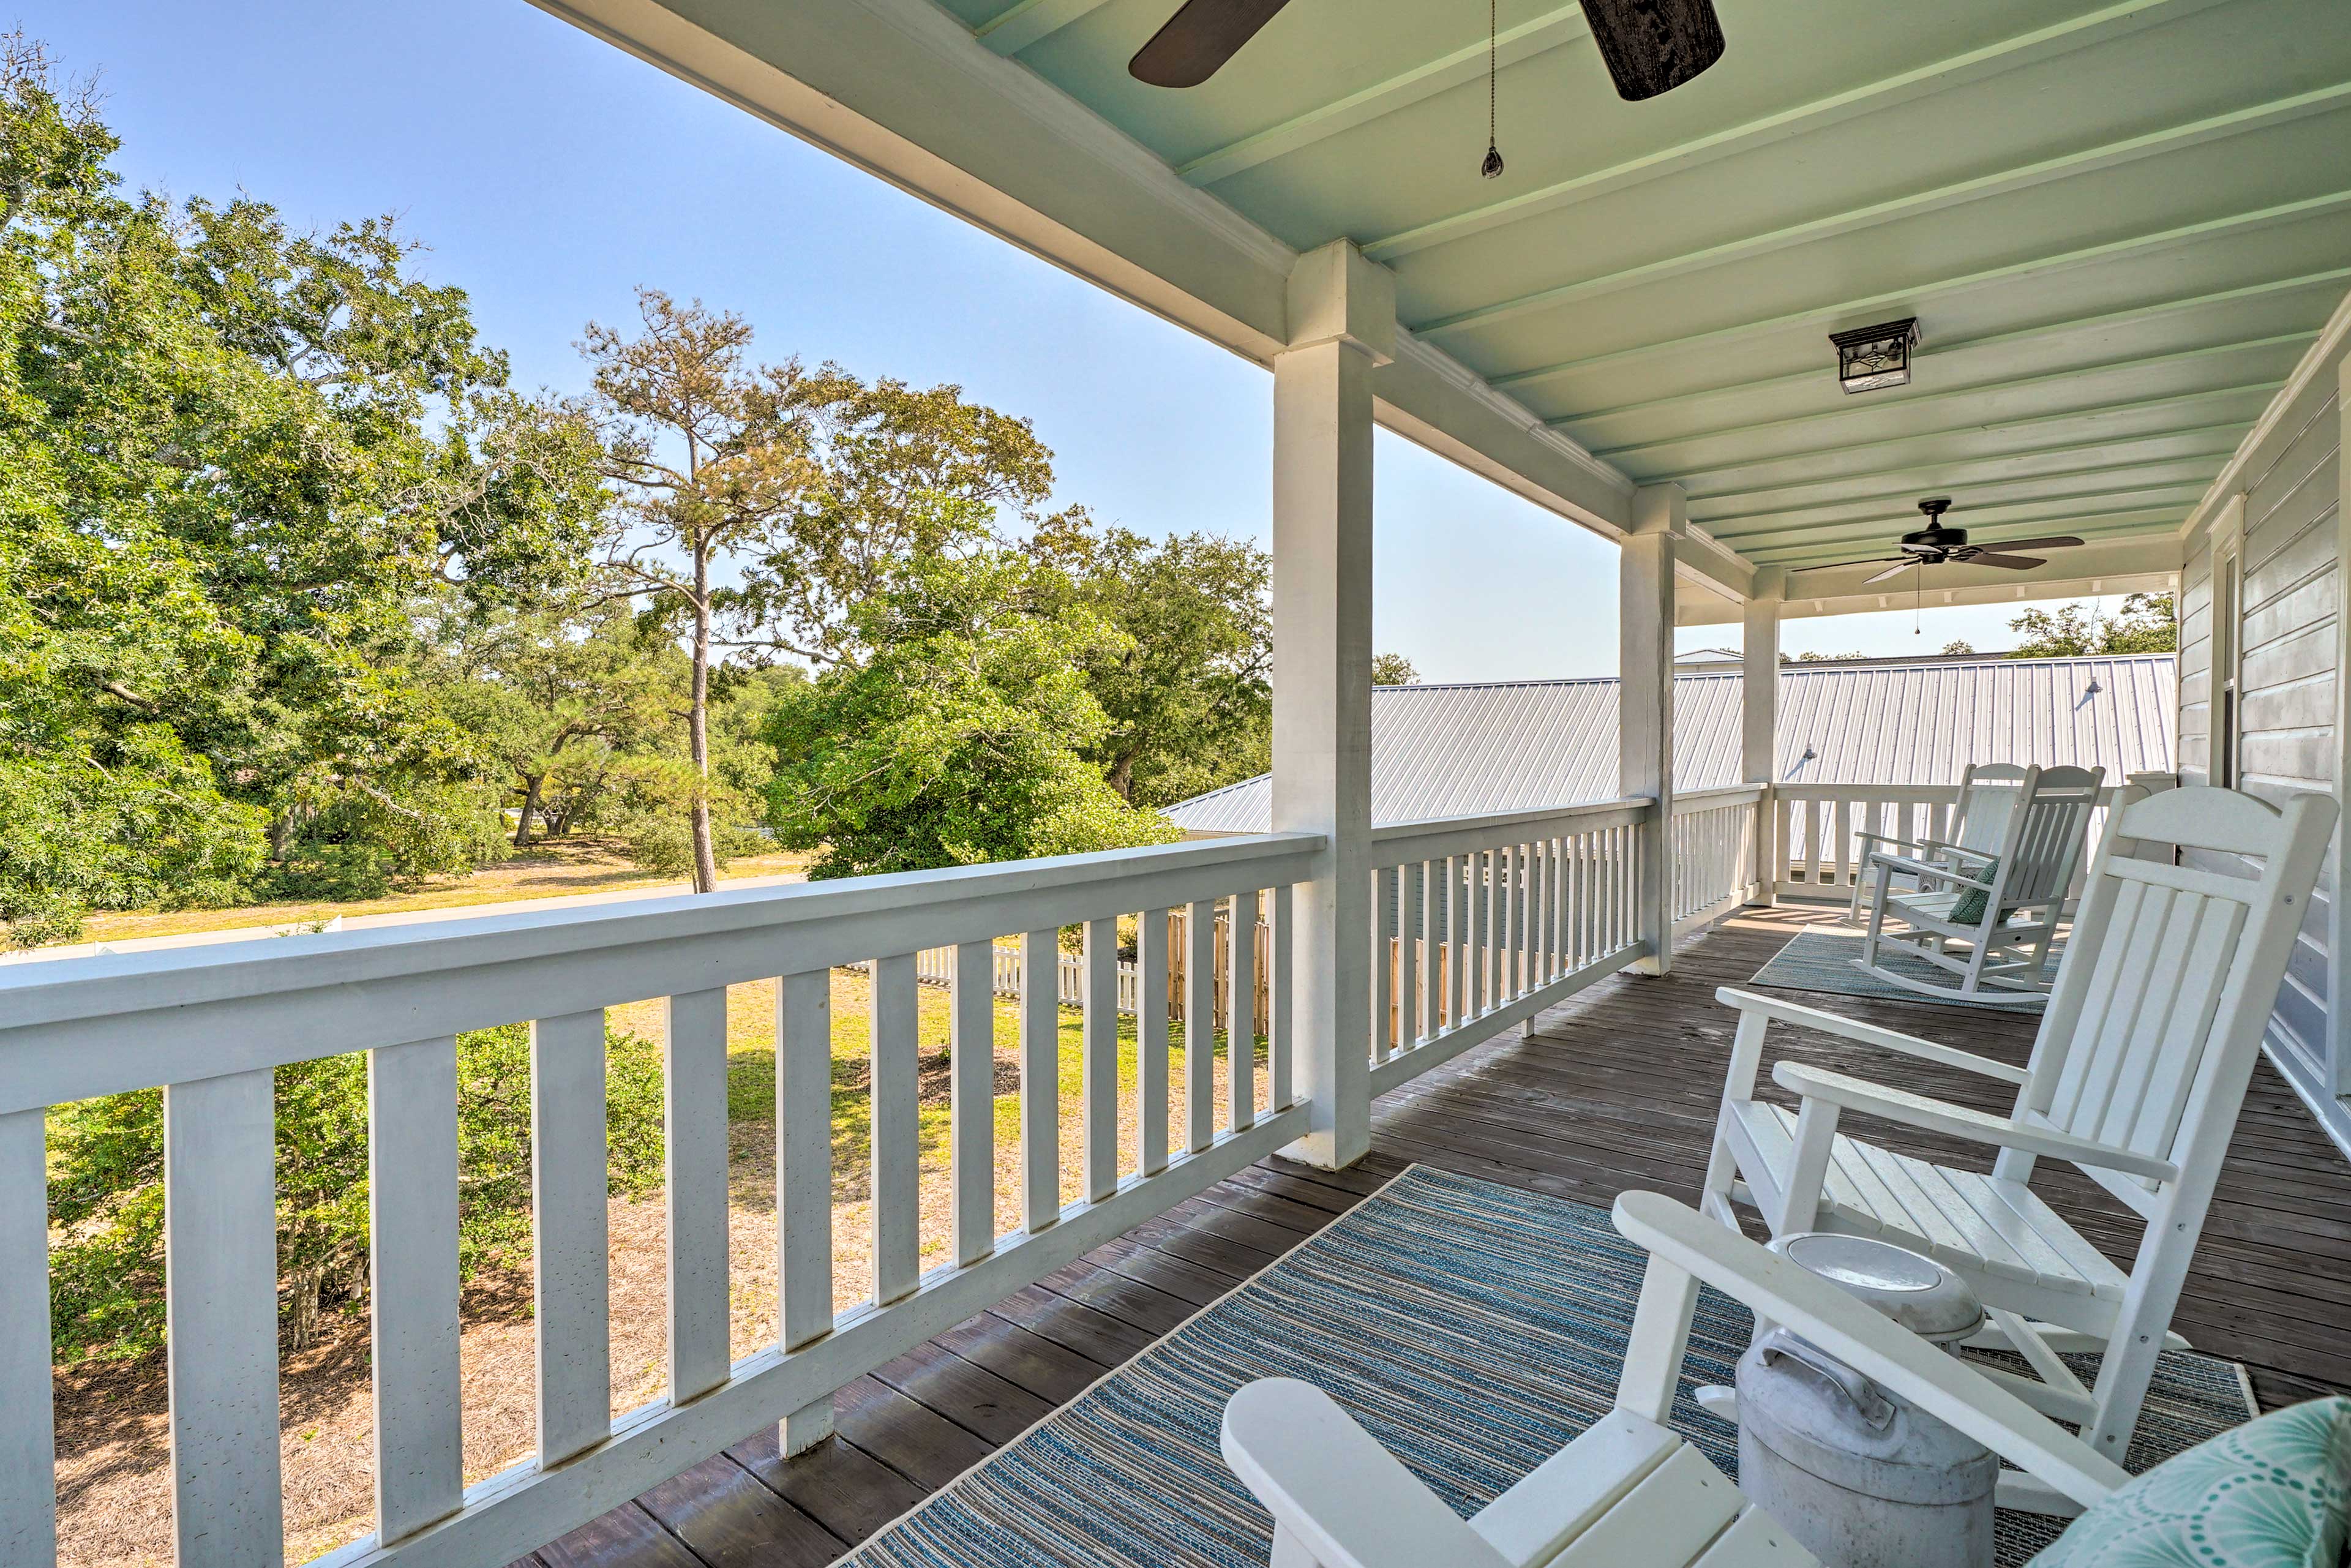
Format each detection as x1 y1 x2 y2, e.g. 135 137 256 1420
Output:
664 991 731 1403
369 1037 462 1541
1397 863 1420 1053
1021 928 1062 1230
0 1108 53 1563
1230 890 1260 1126
871 955 920 1303
1370 868 1393 1063
165 1068 284 1568
1185 898 1216 1153
951 940 996 1266
1139 909 1172 1172
776 970 834 1454
1084 917 1120 1200
1270 886 1295 1110
531 1010 611 1466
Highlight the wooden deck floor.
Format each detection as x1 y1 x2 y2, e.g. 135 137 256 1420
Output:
523 907 2351 1568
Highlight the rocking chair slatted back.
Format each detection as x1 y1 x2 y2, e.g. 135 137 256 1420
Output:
1951 762 2027 857
1995 766 2104 909
2014 786 2335 1209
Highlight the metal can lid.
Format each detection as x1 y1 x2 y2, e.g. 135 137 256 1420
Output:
1771 1232 1985 1343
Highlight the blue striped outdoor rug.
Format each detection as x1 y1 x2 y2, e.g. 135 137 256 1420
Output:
1753 928 2058 1011
839 1165 2254 1568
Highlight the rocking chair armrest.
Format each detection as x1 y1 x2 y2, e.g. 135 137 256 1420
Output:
1221 1379 1510 1568
1612 1193 2128 1512
1713 988 2030 1084
1918 838 1998 863
1770 1063 2180 1182
1866 852 1995 892
1849 829 1928 851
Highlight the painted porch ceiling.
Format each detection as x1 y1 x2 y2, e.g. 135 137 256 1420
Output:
951 0 2351 574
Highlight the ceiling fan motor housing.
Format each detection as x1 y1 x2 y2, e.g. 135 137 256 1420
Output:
1900 525 1968 555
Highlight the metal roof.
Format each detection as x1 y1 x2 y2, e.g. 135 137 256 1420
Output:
1164 654 2177 835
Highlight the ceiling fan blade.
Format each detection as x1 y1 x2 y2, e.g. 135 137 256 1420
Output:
1969 553 2047 571
1793 556 1906 573
1984 535 2085 553
1580 0 1727 101
1128 0 1291 88
1863 560 1921 585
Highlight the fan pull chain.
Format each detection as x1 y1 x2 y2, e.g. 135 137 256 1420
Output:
1482 0 1505 178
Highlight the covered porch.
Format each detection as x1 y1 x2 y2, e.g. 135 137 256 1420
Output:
511 907 2351 1568
7 0 2351 1564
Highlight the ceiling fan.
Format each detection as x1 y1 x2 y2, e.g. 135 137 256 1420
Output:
1797 498 2087 585
1128 0 1725 99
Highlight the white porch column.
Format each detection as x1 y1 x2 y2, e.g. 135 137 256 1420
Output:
1742 568 1783 906
1272 240 1391 1170
1621 486 1681 975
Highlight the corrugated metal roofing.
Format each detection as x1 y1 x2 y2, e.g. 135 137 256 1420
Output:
1164 655 2177 835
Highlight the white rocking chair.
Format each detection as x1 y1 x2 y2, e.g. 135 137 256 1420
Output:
1855 764 2103 1000
1221 1191 2129 1568
1845 761 2028 921
1704 783 2336 1511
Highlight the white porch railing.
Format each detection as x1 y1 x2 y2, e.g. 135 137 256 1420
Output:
1772 781 2129 903
0 833 1320 1568
1364 797 1653 1092
1668 784 1767 937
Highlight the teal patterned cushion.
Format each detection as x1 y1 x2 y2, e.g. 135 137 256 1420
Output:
2027 1397 2351 1568
1949 857 1998 925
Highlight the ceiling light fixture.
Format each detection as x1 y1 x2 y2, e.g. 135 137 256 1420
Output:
1829 317 1919 394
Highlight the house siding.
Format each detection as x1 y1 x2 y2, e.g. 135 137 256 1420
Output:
2179 327 2347 1152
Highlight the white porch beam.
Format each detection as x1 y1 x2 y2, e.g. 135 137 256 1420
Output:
531 0 1638 549
1677 536 2185 625
973 0 1114 56
1742 570 1783 907
1363 0 2235 262
1272 241 1387 1171
1622 486 1682 975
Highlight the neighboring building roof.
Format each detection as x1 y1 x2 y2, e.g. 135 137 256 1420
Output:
1163 653 2177 835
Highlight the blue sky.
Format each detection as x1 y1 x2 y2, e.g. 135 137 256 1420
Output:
37 0 2092 676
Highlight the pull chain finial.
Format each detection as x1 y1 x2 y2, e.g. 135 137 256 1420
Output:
1482 0 1504 178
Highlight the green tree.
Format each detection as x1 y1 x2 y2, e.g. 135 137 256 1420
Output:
1031 519 1274 807
0 37 605 941
1372 652 1421 686
762 550 1179 878
427 599 685 848
584 290 817 893
2007 593 2177 658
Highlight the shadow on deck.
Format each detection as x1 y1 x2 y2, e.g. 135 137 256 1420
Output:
524 907 2351 1568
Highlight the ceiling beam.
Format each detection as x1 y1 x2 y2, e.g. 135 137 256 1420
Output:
1578 332 2314 460
1176 5 1590 186
1759 509 2191 569
1679 537 2184 625
1414 81 2351 338
1361 0 2236 263
1482 187 2351 385
1717 487 2211 553
1655 384 2275 493
1501 266 2351 407
1681 428 2250 509
973 0 1116 56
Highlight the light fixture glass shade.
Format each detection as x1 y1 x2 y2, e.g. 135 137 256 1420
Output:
1829 318 1919 394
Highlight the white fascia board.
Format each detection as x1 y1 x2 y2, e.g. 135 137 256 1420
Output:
1677 535 2184 625
2175 279 2351 547
530 0 1641 538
